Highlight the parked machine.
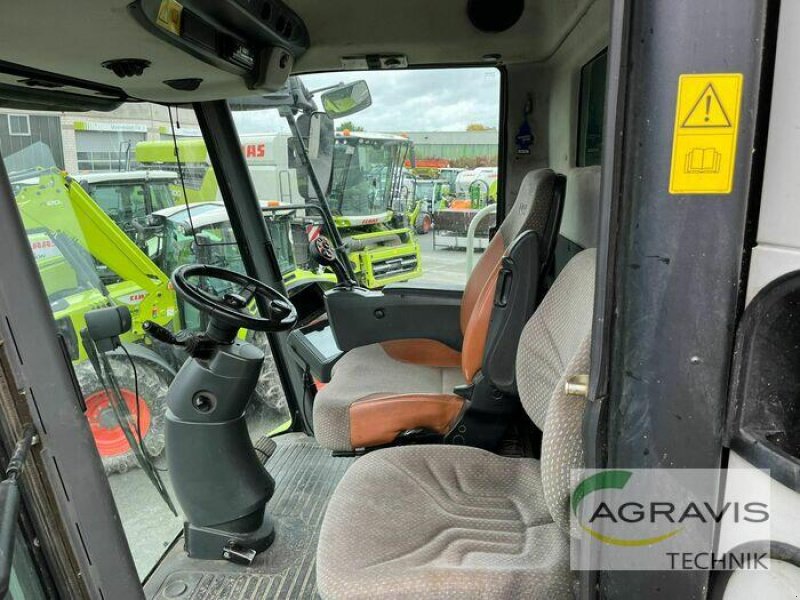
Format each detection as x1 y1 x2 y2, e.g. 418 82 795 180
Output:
433 166 499 250
14 168 177 473
401 170 450 234
329 131 422 286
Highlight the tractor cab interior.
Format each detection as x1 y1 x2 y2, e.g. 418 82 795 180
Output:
0 1 610 597
0 0 789 599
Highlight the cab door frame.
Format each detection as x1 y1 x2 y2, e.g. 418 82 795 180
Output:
0 157 143 598
584 0 778 597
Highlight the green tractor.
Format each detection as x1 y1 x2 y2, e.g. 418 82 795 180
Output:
14 166 332 471
15 169 178 473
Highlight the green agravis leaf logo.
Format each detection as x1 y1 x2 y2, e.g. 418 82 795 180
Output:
571 470 683 547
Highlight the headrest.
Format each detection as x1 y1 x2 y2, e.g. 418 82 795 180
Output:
560 166 602 249
498 168 558 246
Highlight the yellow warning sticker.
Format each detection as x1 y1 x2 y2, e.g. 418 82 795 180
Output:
669 73 743 195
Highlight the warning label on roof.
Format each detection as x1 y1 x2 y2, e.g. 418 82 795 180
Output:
669 73 743 195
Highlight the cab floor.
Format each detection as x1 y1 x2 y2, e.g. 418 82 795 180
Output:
144 433 354 600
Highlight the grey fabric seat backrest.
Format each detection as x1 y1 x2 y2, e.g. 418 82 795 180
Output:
516 247 596 531
498 168 565 257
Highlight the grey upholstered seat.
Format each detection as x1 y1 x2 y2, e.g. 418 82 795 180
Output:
317 248 597 599
314 343 465 451
313 169 564 452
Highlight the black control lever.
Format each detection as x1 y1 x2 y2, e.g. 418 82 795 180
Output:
142 320 184 346
309 235 354 287
143 321 217 360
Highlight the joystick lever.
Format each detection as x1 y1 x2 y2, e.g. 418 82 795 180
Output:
309 235 354 286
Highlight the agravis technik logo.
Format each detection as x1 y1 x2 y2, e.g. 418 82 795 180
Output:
570 469 771 571
571 470 683 546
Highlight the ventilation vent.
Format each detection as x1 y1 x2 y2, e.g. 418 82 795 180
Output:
101 58 151 78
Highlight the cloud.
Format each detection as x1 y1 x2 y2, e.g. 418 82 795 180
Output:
232 67 500 134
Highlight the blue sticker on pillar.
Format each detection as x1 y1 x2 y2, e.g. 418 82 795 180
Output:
515 93 535 155
516 119 534 155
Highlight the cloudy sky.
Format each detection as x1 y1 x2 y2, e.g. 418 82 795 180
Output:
233 67 500 134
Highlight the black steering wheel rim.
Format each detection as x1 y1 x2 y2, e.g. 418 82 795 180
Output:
172 264 297 333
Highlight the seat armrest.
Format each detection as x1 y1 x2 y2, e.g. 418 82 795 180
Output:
383 281 465 299
325 285 463 352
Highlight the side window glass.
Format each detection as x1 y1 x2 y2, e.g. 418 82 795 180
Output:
0 102 289 578
577 49 608 167
300 67 502 287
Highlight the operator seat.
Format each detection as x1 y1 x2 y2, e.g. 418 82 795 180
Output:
316 248 596 599
313 169 565 452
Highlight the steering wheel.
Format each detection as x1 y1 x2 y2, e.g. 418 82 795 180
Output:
172 264 297 334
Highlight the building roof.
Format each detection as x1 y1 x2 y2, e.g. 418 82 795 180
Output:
389 130 499 145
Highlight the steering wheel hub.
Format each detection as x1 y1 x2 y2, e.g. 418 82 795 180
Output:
172 264 298 340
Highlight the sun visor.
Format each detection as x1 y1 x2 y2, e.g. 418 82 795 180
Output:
130 0 308 92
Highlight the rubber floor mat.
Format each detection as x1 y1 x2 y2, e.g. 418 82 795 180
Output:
144 434 354 600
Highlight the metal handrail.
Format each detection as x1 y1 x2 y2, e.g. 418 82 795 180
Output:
465 203 498 275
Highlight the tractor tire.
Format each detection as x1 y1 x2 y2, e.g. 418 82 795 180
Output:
247 332 288 415
75 355 170 475
415 213 433 235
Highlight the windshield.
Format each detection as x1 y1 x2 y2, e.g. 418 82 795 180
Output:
0 102 313 579
329 136 409 217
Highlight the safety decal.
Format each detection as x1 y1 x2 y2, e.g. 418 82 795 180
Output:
669 73 743 195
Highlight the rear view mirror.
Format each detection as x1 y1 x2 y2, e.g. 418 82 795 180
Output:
320 80 372 118
296 111 335 191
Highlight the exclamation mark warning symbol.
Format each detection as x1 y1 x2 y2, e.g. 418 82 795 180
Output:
681 83 732 128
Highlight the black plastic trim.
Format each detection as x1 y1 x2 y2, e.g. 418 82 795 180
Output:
482 230 540 394
709 541 800 600
324 285 463 352
0 60 127 100
726 269 800 493
286 323 342 383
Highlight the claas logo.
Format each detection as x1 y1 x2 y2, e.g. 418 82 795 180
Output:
30 239 55 250
242 143 266 158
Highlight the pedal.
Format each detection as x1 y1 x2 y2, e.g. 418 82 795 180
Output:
253 435 278 463
222 541 257 565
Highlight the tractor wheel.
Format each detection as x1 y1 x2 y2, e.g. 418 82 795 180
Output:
75 355 170 475
247 332 288 415
416 213 433 235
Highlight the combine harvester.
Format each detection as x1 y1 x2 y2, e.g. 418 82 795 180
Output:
329 130 422 287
